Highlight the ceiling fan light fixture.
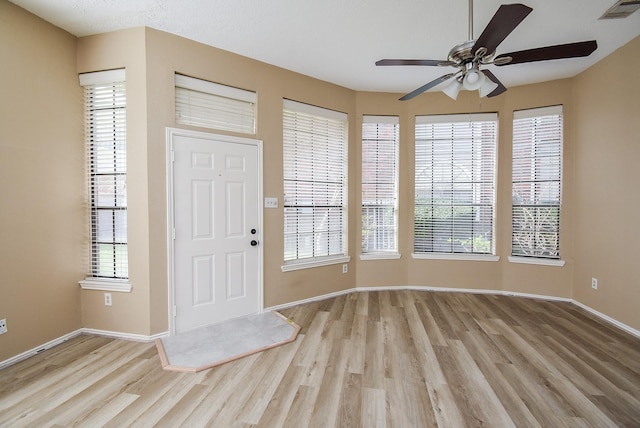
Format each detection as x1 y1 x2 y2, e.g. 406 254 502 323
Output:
443 79 463 100
462 68 485 90
479 77 499 97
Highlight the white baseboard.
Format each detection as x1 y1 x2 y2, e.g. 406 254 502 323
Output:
265 288 355 312
0 328 169 370
81 328 169 342
0 329 83 370
571 300 640 338
267 285 571 312
358 285 574 302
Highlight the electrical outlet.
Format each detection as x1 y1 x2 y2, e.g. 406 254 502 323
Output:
0 319 7 335
104 292 112 306
591 278 598 290
342 264 348 274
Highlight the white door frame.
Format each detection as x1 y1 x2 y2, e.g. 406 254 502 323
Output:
165 127 264 336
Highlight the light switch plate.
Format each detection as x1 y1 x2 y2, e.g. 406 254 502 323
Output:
264 197 278 208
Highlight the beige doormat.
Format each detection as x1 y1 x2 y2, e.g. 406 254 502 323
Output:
155 311 300 373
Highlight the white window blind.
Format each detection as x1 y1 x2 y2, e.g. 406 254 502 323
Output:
175 73 256 134
283 100 348 263
362 116 399 254
512 105 563 259
80 69 128 279
414 113 497 255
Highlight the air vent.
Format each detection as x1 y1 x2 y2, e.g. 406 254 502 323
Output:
600 0 640 19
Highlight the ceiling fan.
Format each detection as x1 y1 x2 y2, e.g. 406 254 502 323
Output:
376 0 598 100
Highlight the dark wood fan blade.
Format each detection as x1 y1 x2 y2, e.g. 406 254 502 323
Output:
472 4 533 56
494 40 598 65
482 70 507 97
376 59 447 66
399 73 456 101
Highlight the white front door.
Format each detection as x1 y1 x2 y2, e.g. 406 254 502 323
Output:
169 129 262 334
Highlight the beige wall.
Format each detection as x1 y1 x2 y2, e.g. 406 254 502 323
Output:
0 0 83 361
572 36 640 330
3 0 639 362
75 28 358 336
143 28 358 330
77 28 152 335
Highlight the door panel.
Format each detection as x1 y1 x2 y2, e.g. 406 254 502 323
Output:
171 132 260 333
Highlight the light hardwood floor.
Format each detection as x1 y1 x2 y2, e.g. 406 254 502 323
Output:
1 291 639 427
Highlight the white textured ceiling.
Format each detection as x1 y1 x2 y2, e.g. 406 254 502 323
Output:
10 0 640 94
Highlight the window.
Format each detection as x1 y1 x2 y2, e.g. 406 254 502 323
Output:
362 116 399 256
414 113 497 257
80 69 128 280
511 105 563 260
283 100 348 269
175 73 256 134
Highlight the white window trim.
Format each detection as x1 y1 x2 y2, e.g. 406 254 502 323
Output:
283 99 347 121
508 256 565 267
360 253 402 261
364 115 400 124
412 253 500 262
79 278 132 292
416 112 498 124
513 105 562 120
282 256 351 272
175 74 257 103
79 69 125 86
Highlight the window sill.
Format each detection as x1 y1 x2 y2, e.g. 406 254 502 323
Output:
508 256 566 267
360 253 402 261
412 253 500 262
79 278 132 292
282 255 351 272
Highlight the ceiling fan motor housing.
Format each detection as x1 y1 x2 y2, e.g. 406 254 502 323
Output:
447 40 495 65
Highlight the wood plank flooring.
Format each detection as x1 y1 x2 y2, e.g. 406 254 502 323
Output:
1 290 639 427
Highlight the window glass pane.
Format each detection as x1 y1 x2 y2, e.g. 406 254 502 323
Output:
283 101 348 262
95 209 127 243
84 77 128 279
362 118 399 253
414 114 497 255
175 74 256 134
512 106 563 259
95 243 128 278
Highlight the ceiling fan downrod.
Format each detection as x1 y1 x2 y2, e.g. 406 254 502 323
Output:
469 0 474 41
